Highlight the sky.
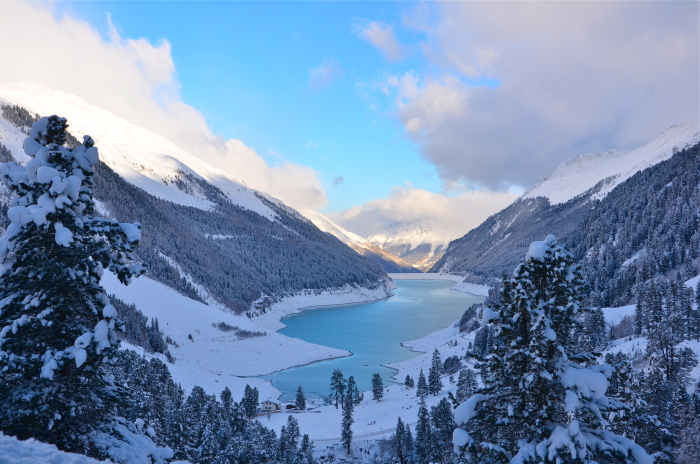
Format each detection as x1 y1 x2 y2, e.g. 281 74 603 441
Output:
0 1 697 239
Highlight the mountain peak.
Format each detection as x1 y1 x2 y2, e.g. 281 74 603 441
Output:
522 122 700 205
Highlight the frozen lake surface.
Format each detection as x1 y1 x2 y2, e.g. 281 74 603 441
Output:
260 279 483 400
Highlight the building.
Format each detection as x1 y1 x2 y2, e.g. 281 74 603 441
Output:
261 400 280 411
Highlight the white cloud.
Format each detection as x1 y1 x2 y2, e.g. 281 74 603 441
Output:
391 1 700 190
354 20 406 62
0 2 327 211
332 185 516 240
308 58 344 91
306 141 319 149
332 175 344 187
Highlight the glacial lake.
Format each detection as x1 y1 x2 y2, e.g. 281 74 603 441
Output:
260 280 483 401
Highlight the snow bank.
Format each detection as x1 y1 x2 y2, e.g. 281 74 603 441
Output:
252 281 397 332
389 273 490 297
0 433 105 464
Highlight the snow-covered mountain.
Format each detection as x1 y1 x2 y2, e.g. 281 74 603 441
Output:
0 82 392 314
433 123 700 293
303 210 417 273
522 123 700 204
340 219 469 271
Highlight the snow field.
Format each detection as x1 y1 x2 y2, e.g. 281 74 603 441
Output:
0 433 107 464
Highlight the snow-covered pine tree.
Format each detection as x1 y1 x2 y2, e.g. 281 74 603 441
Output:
456 368 478 404
279 415 301 464
405 374 414 389
242 384 258 418
347 375 362 406
0 117 161 458
430 398 455 464
415 399 432 464
428 349 443 395
341 386 354 454
395 417 407 464
453 235 653 464
372 373 384 401
296 385 306 411
330 369 345 409
416 369 428 399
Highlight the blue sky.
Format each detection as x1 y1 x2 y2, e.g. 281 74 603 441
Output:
59 1 447 214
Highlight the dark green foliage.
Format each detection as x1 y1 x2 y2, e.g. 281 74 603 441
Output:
1 104 39 132
372 373 384 402
428 349 443 395
295 386 306 411
414 400 431 464
346 376 362 406
442 355 461 375
429 398 454 464
577 307 608 353
242 384 259 419
110 296 172 356
416 369 428 400
455 368 478 404
341 385 354 454
330 369 345 409
404 374 414 389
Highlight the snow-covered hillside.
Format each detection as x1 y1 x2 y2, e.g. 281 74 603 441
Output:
523 123 700 205
0 81 275 218
304 211 417 272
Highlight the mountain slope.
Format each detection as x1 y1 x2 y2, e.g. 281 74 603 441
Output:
0 83 392 313
522 123 700 204
432 124 700 302
303 210 418 273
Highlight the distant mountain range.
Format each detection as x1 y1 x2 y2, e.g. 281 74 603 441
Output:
0 82 398 313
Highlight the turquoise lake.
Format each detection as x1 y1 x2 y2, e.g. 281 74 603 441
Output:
260 280 484 401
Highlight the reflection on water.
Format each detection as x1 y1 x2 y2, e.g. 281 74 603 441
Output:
259 280 483 400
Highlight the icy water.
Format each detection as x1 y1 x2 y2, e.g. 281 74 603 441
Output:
260 280 483 400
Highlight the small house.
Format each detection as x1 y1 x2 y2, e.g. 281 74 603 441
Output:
261 400 280 411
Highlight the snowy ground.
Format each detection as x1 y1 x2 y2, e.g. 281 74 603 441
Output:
0 433 106 464
102 272 394 401
389 273 490 297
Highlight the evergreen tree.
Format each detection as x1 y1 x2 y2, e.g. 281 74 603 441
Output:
404 425 414 464
395 417 407 464
341 386 354 455
416 369 428 400
428 349 443 395
414 399 431 464
430 398 454 464
453 235 653 463
372 373 384 401
404 374 414 389
279 415 301 464
346 375 362 406
300 434 316 464
0 117 156 457
330 369 345 409
455 368 478 404
242 384 259 418
295 385 306 411
578 307 608 352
